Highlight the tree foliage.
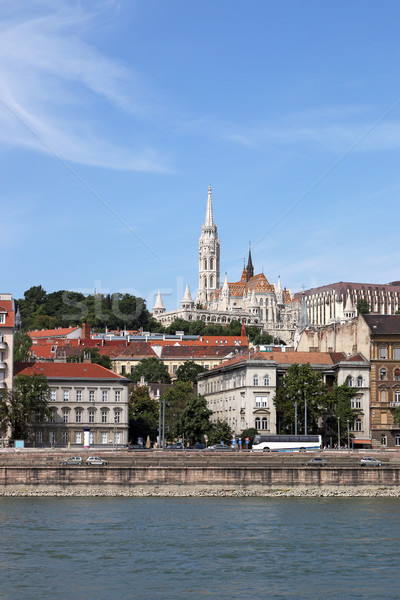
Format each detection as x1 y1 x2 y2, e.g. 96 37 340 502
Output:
174 394 212 445
324 382 358 445
208 419 233 445
176 361 206 384
240 427 258 446
273 363 330 434
129 386 159 444
162 381 196 440
357 299 370 315
13 332 33 362
0 374 51 440
128 358 171 384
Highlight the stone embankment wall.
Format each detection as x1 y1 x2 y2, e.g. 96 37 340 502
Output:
1 450 400 496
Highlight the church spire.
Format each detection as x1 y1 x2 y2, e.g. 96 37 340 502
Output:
246 242 254 282
205 184 214 227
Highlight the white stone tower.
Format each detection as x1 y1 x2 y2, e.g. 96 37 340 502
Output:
197 185 220 305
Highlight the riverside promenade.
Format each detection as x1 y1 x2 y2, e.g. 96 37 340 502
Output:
1 449 400 496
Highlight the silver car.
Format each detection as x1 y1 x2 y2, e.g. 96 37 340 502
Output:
85 456 108 466
360 457 383 467
60 456 82 466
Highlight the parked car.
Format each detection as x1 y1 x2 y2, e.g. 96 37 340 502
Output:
85 456 108 466
128 444 145 450
205 444 232 451
60 456 82 466
305 457 328 466
193 442 205 450
360 457 383 467
166 443 184 449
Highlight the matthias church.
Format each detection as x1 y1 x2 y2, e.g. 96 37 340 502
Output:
153 187 301 344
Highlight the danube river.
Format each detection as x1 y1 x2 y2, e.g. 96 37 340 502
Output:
1 497 399 599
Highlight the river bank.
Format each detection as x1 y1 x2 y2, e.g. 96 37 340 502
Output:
1 484 400 497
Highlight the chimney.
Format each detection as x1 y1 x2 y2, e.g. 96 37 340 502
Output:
82 322 91 340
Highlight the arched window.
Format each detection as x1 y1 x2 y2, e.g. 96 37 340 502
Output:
210 257 214 270
259 298 263 306
347 377 353 387
357 376 363 387
253 375 259 386
261 418 268 430
204 276 207 289
380 390 387 403
395 369 400 381
209 275 214 288
203 258 207 270
380 368 387 381
264 376 270 386
255 417 260 430
355 418 362 431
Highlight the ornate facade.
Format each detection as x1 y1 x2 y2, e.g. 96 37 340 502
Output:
153 188 300 343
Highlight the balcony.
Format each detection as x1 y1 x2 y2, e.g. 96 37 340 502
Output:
390 402 400 408
0 362 6 370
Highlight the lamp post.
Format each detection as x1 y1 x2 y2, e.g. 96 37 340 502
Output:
304 397 307 435
347 419 350 451
337 417 341 450
294 400 298 435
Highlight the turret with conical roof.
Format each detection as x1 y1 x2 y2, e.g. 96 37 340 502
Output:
153 290 166 316
181 283 194 310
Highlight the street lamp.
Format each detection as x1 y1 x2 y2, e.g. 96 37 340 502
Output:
337 417 341 450
347 419 350 451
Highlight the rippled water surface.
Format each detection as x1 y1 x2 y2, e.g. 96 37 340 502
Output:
1 497 399 599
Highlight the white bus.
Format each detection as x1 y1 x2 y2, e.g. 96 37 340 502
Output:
251 434 322 452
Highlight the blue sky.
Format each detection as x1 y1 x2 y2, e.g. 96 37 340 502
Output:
2 0 400 311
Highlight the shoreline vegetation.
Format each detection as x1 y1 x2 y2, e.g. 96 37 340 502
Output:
1 485 400 497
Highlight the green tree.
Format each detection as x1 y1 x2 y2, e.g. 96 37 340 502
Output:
162 381 195 440
13 332 32 362
129 386 159 444
0 374 50 440
175 394 212 445
273 363 330 434
240 427 258 447
324 382 358 445
357 299 370 315
176 361 206 385
394 406 400 426
208 419 233 445
128 357 171 384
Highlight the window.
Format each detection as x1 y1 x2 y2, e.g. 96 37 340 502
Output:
255 417 260 430
357 376 363 387
121 365 126 375
63 390 69 402
395 348 400 359
89 410 95 423
380 369 387 381
115 390 121 402
50 410 56 423
395 391 400 403
75 410 82 423
89 432 94 445
63 410 69 423
114 411 121 424
396 435 400 447
0 314 5 324
347 377 353 387
101 410 108 423
395 369 400 381
89 390 95 402
101 432 107 444
253 375 259 386
261 418 268 430
75 432 82 444
380 347 387 359
351 398 361 409
130 365 135 374
355 418 362 432
50 390 56 402
381 434 387 446
49 431 55 444
381 390 387 403
264 376 270 386
36 431 43 444
61 432 68 445
76 390 82 402
114 432 121 445
173 365 178 374
102 390 108 402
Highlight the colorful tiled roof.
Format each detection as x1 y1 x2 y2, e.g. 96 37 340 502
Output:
28 327 80 339
0 300 14 328
14 362 128 380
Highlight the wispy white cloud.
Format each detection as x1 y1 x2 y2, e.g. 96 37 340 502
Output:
0 1 171 172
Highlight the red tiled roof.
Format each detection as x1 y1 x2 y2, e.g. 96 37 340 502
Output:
28 327 80 339
160 345 239 359
0 300 14 328
14 362 128 380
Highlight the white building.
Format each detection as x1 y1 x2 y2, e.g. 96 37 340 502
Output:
154 187 300 343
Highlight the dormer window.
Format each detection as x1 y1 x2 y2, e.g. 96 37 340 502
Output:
0 314 5 324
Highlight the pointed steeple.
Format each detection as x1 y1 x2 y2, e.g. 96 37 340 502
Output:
153 290 166 315
205 184 214 227
222 273 230 297
182 283 193 304
15 304 22 330
246 242 254 281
